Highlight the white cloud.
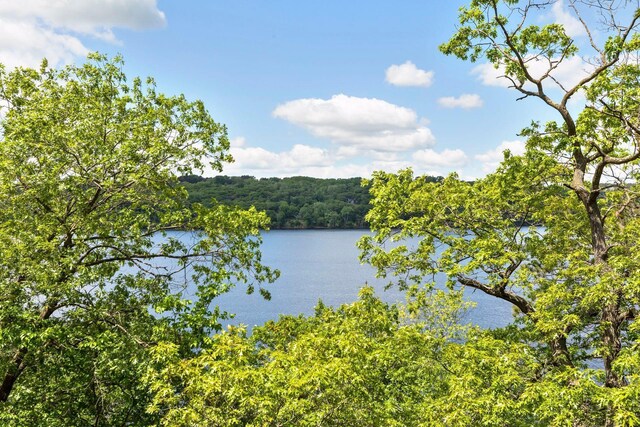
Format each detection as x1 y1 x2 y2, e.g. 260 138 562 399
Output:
335 145 360 159
412 149 469 168
475 140 526 172
290 160 412 179
438 94 483 109
550 0 586 38
210 136 426 179
472 63 509 88
472 56 590 92
0 0 166 68
273 94 435 153
229 144 332 172
385 61 434 87
218 135 473 178
230 136 247 147
0 18 88 68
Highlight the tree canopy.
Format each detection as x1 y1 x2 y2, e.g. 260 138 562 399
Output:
360 1 640 425
146 288 482 427
0 54 277 425
5 2 640 425
179 175 378 229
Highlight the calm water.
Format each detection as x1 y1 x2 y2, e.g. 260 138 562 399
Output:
180 229 515 330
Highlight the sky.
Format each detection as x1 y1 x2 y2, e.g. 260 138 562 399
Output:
0 0 594 179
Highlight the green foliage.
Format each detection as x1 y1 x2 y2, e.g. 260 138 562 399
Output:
146 287 473 427
147 285 640 426
0 54 277 425
359 156 640 424
439 0 577 89
6 3 640 425
361 1 640 425
179 175 383 229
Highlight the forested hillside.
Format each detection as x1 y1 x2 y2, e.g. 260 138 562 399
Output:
181 175 441 229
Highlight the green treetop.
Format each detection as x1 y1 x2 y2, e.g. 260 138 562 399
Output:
0 54 277 426
360 2 640 425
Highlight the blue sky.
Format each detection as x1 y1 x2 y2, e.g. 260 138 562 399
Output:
0 0 587 179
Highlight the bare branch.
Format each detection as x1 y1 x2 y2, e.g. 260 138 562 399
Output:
456 274 534 315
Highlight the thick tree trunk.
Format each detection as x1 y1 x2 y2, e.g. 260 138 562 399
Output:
584 198 623 388
550 335 572 367
602 303 623 388
575 168 624 427
0 348 27 402
0 302 57 403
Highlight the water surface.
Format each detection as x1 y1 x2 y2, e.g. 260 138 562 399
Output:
203 229 515 330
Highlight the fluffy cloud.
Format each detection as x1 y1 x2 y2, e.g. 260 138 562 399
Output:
0 0 166 68
550 0 586 38
225 143 332 173
471 63 512 88
220 135 475 178
412 149 469 168
273 94 435 153
472 56 589 91
212 135 474 179
475 140 526 172
283 160 412 179
0 19 88 68
385 61 434 87
210 136 426 179
437 94 483 109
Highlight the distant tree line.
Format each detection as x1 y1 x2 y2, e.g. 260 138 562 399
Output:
180 175 370 228
179 175 443 229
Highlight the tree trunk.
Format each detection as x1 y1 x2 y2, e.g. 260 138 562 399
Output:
0 348 27 402
576 174 624 427
0 302 58 403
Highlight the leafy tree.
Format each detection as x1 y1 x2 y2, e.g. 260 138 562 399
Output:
0 54 277 425
360 1 640 425
180 175 377 229
146 287 478 427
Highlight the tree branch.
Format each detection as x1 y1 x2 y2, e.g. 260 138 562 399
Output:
456 274 534 315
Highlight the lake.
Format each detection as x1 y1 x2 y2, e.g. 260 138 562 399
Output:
187 229 515 330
